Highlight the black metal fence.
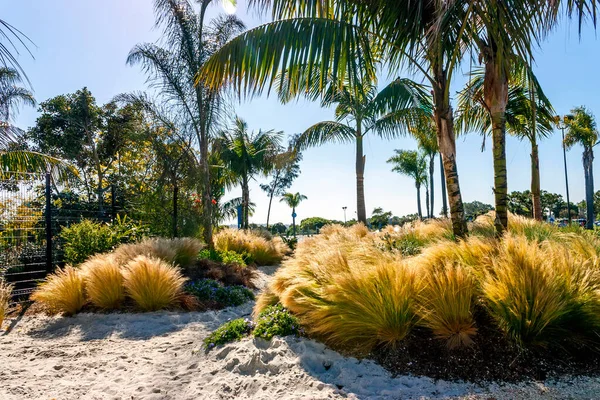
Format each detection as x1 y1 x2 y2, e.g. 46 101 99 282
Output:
0 172 114 302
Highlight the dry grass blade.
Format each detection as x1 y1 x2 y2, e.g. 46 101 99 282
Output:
31 266 86 316
81 254 124 310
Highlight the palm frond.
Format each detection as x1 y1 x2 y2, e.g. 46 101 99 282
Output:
295 121 356 150
0 150 78 183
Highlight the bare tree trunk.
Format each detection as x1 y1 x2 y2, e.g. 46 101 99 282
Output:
416 184 423 220
531 139 542 221
356 132 367 224
265 171 280 229
429 155 435 218
584 147 595 229
484 56 509 236
440 154 447 217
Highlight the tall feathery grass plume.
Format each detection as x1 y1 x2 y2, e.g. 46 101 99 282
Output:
415 260 477 348
80 254 124 310
481 234 600 347
122 255 187 311
31 266 86 315
0 280 13 328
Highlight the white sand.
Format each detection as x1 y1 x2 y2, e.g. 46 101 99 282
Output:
1 267 599 400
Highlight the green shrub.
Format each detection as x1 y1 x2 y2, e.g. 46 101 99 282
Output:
203 318 254 349
281 236 298 251
185 279 254 307
198 248 247 266
253 304 302 340
60 216 146 265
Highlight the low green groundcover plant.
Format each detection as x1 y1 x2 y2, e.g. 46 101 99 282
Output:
203 318 255 349
185 279 254 307
204 304 302 349
253 304 303 340
198 248 249 266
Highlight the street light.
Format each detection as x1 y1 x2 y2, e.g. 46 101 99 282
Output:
554 115 574 224
342 206 347 224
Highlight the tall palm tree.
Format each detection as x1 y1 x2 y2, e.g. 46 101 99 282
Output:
280 192 307 236
216 116 282 229
564 107 598 230
411 116 439 218
388 149 427 219
457 65 555 221
126 0 243 247
287 74 428 223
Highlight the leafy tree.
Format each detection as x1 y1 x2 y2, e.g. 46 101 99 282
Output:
388 149 427 219
299 217 340 233
463 201 493 220
126 0 243 246
564 106 599 229
29 89 144 211
369 207 392 228
216 117 282 229
260 141 302 228
280 192 307 236
269 222 287 235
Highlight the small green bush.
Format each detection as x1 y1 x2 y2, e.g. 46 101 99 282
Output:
185 279 254 307
281 236 298 251
198 248 248 266
203 318 254 349
378 233 425 257
253 304 302 340
61 216 146 265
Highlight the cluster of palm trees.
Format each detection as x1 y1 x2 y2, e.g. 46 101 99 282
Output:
200 0 599 237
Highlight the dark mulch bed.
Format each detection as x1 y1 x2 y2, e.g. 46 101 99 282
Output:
373 310 600 383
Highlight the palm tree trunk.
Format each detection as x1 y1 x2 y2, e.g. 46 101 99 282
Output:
416 184 423 220
425 185 430 220
433 102 467 237
429 155 435 218
531 138 542 221
200 130 213 244
356 133 367 224
242 176 250 229
584 147 595 229
484 59 509 236
265 172 280 229
292 206 296 236
439 154 448 217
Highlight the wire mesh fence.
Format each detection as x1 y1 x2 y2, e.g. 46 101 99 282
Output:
0 172 114 303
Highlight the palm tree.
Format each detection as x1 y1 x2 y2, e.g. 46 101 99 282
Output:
216 117 282 229
288 74 428 223
126 0 243 246
564 107 599 230
0 67 73 179
411 116 439 218
457 65 555 221
388 149 427 219
280 192 307 236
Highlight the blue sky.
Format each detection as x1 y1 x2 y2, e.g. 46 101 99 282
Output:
3 0 600 225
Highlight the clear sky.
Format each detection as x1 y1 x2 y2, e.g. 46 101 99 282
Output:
3 0 600 226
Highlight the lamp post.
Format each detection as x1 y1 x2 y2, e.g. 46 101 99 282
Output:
555 115 573 225
342 206 347 224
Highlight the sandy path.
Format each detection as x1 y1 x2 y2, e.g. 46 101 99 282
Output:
1 267 600 400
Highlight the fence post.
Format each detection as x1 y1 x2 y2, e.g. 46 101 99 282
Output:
111 184 116 222
173 183 178 238
45 172 53 273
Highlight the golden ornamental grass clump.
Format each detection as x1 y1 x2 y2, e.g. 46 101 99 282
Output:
256 223 418 353
80 254 124 310
215 228 289 265
122 255 187 311
0 280 13 328
112 237 204 268
259 220 600 352
31 265 86 316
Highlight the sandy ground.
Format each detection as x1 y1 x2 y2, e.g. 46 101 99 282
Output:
1 267 600 400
